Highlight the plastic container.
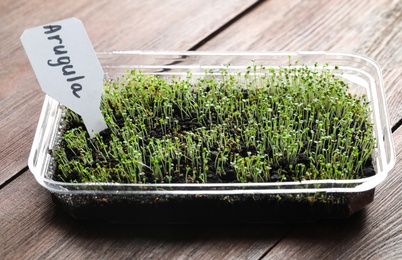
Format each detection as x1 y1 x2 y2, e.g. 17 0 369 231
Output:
28 51 395 223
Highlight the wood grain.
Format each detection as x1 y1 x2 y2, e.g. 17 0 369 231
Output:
0 0 259 185
0 170 292 260
263 126 402 260
198 0 402 129
1 0 402 259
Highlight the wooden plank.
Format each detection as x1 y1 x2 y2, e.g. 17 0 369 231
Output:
0 173 73 259
194 0 402 257
386 68 402 131
0 0 260 184
2 1 401 259
263 126 402 259
0 170 292 259
0 90 44 186
197 0 402 129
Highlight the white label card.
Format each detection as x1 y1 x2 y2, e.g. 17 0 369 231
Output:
20 17 107 138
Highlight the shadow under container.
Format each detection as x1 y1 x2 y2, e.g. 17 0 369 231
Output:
29 51 396 223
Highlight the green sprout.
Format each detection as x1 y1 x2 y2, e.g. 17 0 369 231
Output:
53 64 376 184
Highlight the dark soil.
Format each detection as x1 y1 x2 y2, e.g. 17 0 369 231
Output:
54 87 375 184
51 188 376 223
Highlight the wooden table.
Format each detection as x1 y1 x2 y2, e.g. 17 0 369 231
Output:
1 0 401 259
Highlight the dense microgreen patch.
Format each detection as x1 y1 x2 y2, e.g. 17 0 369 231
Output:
53 63 376 184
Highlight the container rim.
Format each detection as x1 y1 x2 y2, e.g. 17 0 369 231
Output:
28 51 396 195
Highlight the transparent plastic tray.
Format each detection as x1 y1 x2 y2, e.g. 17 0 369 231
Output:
28 51 396 222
